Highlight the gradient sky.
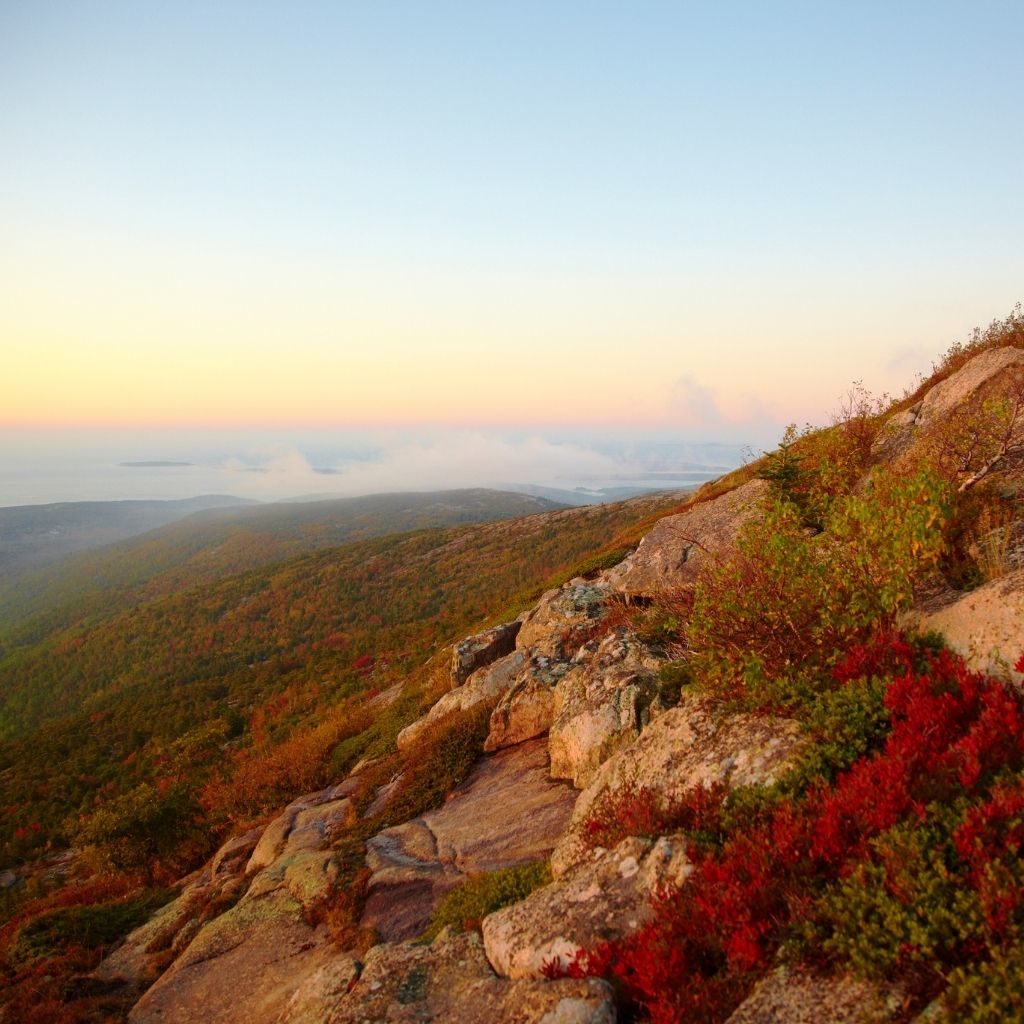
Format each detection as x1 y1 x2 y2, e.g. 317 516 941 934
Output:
2 1 1023 435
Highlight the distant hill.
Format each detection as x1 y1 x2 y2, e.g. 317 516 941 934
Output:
0 495 255 575
0 489 563 637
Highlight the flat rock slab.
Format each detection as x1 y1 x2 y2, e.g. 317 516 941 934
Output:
362 739 577 942
325 932 616 1024
128 890 336 1024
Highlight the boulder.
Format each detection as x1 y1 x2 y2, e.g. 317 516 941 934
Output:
604 480 767 598
210 826 263 879
484 656 570 752
909 568 1024 686
361 739 577 942
452 621 523 687
516 582 611 660
482 834 691 980
398 650 527 753
325 931 616 1024
723 966 903 1023
551 696 805 877
548 630 664 788
246 780 357 875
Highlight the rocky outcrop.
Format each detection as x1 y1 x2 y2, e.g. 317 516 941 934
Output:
278 956 362 1024
723 966 903 1023
398 650 526 752
484 656 569 751
361 740 576 942
909 568 1024 686
97 827 262 990
548 630 664 788
604 480 767 598
452 621 523 687
246 778 358 875
515 582 610 660
551 695 805 877
482 834 690 979
123 782 367 1022
874 346 1024 459
324 932 616 1024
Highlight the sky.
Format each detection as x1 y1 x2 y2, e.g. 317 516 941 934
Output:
2 2 1023 502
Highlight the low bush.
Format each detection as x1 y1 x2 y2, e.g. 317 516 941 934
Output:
557 635 1024 1024
421 860 551 940
369 699 495 829
689 468 949 705
6 887 174 966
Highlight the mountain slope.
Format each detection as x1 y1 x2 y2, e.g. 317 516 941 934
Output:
0 489 562 639
0 490 685 870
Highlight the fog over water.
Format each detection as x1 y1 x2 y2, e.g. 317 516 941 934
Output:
0 428 760 507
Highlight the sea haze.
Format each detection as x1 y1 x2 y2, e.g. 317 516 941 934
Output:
0 428 754 507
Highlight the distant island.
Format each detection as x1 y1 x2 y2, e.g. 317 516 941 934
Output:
118 460 193 467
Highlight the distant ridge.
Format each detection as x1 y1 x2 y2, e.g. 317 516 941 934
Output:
0 488 564 634
0 495 254 575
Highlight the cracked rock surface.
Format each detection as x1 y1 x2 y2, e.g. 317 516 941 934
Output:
361 739 577 942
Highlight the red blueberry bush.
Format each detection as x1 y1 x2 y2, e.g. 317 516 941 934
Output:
557 634 1024 1024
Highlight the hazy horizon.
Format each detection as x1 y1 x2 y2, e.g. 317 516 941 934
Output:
0 426 755 507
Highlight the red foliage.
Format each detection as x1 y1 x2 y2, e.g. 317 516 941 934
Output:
564 635 1024 1024
954 779 1024 938
831 628 918 685
583 782 728 855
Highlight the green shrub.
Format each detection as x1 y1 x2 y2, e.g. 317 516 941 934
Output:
943 945 1024 1023
422 860 552 940
72 782 207 881
656 660 693 707
7 887 174 965
811 818 984 980
689 467 949 705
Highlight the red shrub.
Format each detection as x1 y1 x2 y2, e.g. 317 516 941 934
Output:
564 635 1024 1023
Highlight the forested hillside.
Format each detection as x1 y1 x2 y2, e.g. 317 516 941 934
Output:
0 489 562 638
0 491 683 871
